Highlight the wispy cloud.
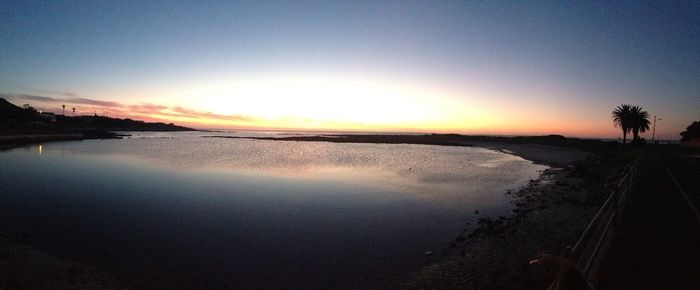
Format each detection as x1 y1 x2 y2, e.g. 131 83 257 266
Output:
0 93 253 125
68 97 122 107
172 107 252 121
1 94 122 107
5 94 56 103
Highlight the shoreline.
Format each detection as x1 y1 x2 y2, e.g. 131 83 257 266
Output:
469 141 591 168
0 129 196 151
204 133 622 288
0 132 122 151
1 133 624 289
404 148 635 289
205 134 595 168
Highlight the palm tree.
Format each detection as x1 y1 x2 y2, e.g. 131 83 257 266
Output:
612 104 633 144
630 105 650 141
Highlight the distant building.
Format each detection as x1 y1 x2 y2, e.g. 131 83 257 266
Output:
681 137 700 147
22 104 37 112
39 112 57 122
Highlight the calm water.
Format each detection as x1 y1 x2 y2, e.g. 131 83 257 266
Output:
0 132 546 289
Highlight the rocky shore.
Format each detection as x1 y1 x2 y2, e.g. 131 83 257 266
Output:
403 148 638 289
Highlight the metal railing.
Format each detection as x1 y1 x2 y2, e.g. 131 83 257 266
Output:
548 160 639 289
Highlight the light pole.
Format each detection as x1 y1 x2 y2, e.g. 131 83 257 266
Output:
652 115 662 144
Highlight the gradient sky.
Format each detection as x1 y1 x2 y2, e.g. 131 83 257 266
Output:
1 1 698 139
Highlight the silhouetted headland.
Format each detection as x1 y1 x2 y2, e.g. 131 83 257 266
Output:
0 98 195 147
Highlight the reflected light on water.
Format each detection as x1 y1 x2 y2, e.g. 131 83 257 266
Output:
0 134 549 289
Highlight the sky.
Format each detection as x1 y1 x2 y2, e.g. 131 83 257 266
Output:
1 1 698 139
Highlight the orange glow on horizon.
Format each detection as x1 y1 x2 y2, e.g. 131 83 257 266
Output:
6 71 654 139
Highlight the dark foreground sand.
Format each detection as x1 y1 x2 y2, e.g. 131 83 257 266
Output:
0 233 124 290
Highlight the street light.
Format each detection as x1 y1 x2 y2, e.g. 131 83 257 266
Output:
652 115 662 144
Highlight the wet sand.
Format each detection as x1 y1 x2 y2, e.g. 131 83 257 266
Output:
468 141 591 168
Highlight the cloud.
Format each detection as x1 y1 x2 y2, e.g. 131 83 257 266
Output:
2 94 56 103
0 94 121 107
1 93 253 124
129 104 168 111
172 107 252 121
67 98 122 107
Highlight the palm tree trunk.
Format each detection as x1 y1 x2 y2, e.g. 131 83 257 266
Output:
622 129 627 144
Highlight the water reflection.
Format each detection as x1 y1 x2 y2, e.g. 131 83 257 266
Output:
29 137 545 205
0 135 547 289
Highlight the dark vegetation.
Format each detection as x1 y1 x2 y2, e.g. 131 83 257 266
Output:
0 98 194 144
611 104 651 145
680 121 700 143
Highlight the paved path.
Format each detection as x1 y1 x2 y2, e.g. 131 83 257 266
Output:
599 148 700 290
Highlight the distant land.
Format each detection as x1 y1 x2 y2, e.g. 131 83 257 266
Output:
0 98 195 145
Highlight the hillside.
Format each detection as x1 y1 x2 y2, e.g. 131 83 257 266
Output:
0 98 195 132
0 98 43 122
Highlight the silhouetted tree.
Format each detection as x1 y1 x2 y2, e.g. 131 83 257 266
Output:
629 105 650 141
612 104 633 144
62 104 65 115
680 121 700 142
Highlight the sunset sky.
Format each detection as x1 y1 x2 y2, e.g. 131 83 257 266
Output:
1 1 698 139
